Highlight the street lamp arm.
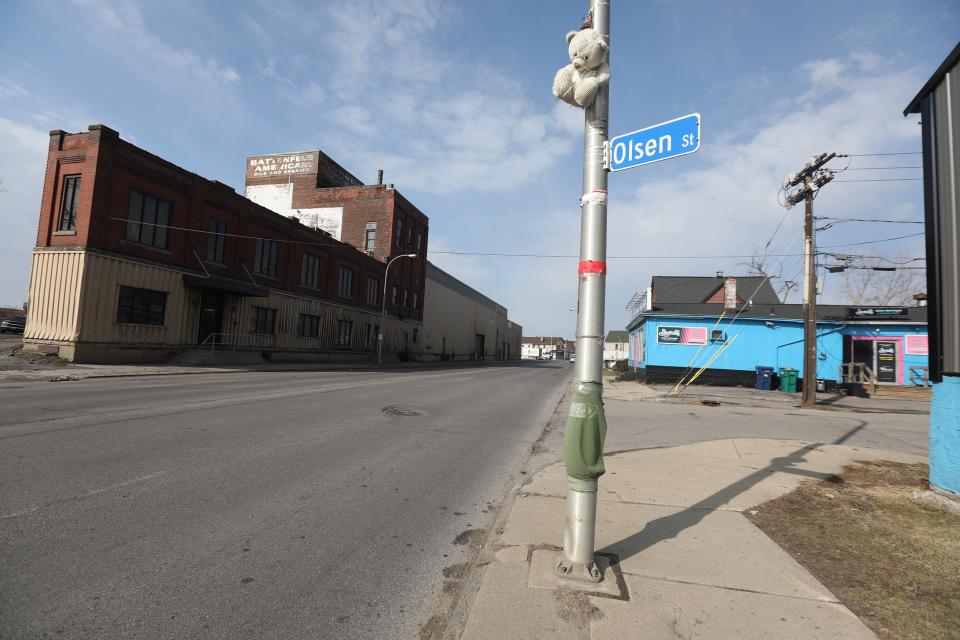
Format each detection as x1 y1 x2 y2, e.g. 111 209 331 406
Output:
377 253 418 364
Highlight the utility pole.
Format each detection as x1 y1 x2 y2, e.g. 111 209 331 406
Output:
802 188 817 408
556 0 610 584
782 153 835 408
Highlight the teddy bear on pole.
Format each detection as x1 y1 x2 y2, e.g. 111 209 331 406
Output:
552 27 610 108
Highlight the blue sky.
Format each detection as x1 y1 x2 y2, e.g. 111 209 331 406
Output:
0 0 957 336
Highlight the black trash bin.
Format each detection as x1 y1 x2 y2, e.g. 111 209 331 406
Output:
755 366 774 391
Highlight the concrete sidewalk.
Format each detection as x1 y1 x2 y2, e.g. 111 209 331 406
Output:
0 353 535 383
457 439 924 639
604 378 930 415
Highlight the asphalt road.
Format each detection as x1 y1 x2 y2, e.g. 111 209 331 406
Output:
0 361 571 639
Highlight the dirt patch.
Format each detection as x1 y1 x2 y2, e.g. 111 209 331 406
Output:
747 460 960 640
453 529 485 548
553 587 603 624
0 347 70 371
442 562 469 579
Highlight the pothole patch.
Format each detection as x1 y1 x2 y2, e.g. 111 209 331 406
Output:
382 405 424 417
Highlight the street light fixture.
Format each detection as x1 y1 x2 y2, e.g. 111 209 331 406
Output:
378 253 418 364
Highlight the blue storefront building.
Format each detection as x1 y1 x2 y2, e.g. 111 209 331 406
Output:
625 276 928 391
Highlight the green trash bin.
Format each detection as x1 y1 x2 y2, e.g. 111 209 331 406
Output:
778 368 798 393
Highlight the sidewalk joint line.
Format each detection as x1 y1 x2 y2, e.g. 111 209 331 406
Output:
618 572 840 604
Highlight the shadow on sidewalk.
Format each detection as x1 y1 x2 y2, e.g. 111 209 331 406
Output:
599 422 867 563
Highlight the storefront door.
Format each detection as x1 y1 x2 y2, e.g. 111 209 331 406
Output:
875 341 898 384
197 292 224 344
852 339 873 370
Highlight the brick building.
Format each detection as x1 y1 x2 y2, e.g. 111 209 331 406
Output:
23 125 521 363
243 150 427 323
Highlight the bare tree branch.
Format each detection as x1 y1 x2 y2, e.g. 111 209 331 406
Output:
837 253 925 306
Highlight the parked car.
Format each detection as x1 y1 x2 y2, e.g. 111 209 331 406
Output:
569 353 576 363
0 315 26 334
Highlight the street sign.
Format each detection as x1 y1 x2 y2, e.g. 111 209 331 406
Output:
607 113 700 172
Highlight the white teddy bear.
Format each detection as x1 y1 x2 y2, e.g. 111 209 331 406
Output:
552 28 610 108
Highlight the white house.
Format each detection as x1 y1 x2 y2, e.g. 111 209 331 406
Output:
521 336 570 360
603 330 628 366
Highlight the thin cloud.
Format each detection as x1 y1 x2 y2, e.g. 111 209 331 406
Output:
71 0 241 85
0 117 49 306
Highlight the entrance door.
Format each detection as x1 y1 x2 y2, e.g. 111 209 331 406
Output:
851 339 873 368
197 292 224 344
475 334 485 360
875 341 898 384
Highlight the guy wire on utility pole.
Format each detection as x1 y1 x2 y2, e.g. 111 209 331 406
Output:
555 0 610 583
782 153 835 408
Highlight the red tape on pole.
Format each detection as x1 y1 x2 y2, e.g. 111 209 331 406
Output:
578 260 607 276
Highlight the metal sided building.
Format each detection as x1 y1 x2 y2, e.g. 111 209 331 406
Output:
421 262 522 362
905 42 960 498
625 275 929 390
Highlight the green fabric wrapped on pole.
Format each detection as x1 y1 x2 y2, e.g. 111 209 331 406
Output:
564 381 607 484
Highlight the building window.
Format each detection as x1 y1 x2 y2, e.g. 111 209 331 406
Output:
364 323 374 349
407 227 413 248
365 223 376 252
338 266 354 298
415 232 423 254
366 278 379 305
391 285 398 306
116 286 166 326
337 319 353 347
413 328 419 343
206 219 226 263
413 292 419 310
58 175 81 232
394 219 403 247
301 253 321 289
252 306 276 334
402 288 408 308
254 238 280 277
298 313 321 338
125 189 171 249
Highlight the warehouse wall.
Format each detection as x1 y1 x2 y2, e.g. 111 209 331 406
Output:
421 262 521 361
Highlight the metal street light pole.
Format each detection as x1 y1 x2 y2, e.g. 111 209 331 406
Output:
378 253 417 364
557 0 610 584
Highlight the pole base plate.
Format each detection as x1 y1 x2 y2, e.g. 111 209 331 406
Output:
554 555 604 583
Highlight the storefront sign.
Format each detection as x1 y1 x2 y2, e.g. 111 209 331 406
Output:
246 152 319 179
849 307 909 319
657 326 707 345
906 335 929 355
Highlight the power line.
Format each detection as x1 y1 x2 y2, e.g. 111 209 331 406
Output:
819 253 925 265
433 250 809 259
842 166 922 170
819 231 925 248
826 265 926 271
110 217 355 250
815 216 923 224
112 216 922 262
832 178 923 183
837 152 922 157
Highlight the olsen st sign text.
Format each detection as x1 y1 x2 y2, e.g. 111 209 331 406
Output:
607 113 701 172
